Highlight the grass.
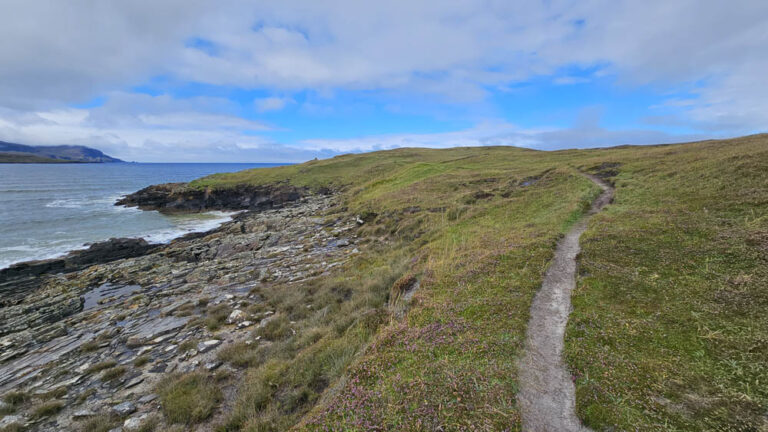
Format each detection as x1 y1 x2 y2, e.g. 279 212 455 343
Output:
205 304 231 331
79 340 100 353
39 386 67 400
1 391 27 414
0 423 25 432
563 135 768 430
158 372 223 425
78 416 119 432
153 134 768 430
133 354 151 367
178 339 198 353
101 365 127 382
85 359 117 374
31 400 64 419
3 391 27 406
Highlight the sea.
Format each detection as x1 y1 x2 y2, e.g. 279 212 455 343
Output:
0 163 285 269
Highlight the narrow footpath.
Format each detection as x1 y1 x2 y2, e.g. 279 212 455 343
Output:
517 174 614 432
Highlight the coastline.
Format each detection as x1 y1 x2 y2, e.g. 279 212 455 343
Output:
0 162 288 270
0 185 360 431
0 209 238 272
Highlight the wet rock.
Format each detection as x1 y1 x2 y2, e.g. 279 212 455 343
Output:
112 401 136 416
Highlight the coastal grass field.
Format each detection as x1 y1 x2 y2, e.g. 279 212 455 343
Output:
161 135 766 430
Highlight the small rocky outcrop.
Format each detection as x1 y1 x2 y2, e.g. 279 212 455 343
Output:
115 182 306 213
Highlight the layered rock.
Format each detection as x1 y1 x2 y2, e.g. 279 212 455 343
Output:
115 182 306 213
0 194 362 431
0 238 157 307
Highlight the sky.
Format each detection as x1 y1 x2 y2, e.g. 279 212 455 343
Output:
0 1 766 162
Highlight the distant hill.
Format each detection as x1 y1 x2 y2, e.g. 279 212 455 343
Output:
0 141 122 163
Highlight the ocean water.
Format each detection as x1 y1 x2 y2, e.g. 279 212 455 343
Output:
0 163 284 269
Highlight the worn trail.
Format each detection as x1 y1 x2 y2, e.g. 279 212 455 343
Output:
517 174 614 432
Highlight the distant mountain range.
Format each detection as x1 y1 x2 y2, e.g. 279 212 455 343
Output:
0 141 122 163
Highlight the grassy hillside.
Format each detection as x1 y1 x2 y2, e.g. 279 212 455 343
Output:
0 141 122 162
172 135 766 431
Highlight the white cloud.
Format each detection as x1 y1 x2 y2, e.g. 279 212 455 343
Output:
300 116 714 154
0 0 766 160
254 96 294 112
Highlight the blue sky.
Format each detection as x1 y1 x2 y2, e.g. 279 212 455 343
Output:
0 1 766 162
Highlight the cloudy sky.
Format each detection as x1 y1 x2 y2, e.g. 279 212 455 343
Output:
0 1 766 162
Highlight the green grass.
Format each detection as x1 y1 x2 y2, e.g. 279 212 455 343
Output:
564 135 768 430
158 372 223 425
161 134 768 430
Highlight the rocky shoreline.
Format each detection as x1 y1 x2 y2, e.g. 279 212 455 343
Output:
115 182 309 213
0 187 362 431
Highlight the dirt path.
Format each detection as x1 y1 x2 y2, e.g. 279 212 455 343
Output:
517 174 614 432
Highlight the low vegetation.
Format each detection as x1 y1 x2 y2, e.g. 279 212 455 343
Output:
564 135 768 430
31 400 64 419
85 359 117 374
125 135 768 429
158 372 223 425
78 416 119 432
